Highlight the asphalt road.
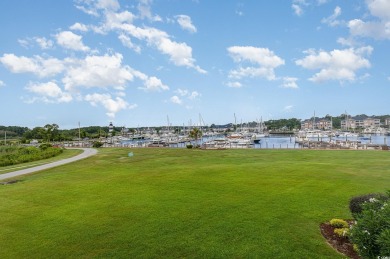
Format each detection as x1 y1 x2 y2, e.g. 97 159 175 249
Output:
0 148 98 181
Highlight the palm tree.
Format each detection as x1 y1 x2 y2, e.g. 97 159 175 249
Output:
189 127 202 147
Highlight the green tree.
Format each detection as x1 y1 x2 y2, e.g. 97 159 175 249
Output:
43 124 59 142
189 128 202 147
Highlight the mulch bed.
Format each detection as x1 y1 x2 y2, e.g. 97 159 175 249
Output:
320 221 360 259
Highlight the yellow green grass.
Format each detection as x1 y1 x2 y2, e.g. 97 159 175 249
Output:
0 148 389 258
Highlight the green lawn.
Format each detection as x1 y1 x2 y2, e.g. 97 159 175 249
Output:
0 148 389 258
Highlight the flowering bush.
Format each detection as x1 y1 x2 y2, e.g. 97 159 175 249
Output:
349 193 388 219
349 191 390 258
330 218 348 228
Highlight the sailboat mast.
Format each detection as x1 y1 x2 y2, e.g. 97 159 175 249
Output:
199 113 202 132
234 113 237 132
167 115 170 133
330 116 333 131
313 111 315 130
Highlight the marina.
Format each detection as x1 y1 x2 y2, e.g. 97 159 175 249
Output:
69 132 390 151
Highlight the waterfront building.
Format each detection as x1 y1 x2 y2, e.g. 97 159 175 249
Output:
363 118 381 128
341 117 380 130
300 118 331 130
385 118 390 127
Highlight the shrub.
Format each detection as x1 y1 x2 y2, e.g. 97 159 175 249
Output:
0 146 63 166
330 218 348 228
349 193 388 218
39 143 52 150
334 227 349 237
92 141 104 148
349 191 390 258
377 229 390 256
186 144 193 149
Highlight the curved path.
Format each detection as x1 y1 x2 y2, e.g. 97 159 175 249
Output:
0 148 97 181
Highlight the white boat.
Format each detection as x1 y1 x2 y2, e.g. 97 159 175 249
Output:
251 133 265 144
227 132 244 139
297 130 328 139
338 132 359 138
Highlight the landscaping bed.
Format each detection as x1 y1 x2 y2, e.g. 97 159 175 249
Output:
320 221 359 258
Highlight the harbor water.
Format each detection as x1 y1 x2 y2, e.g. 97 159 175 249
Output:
119 134 390 149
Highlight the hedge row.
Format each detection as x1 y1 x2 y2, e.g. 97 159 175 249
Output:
0 146 63 166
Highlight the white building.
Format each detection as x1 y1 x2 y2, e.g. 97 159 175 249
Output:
301 119 332 130
341 117 380 130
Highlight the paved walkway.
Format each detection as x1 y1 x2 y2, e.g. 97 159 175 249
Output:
0 148 98 181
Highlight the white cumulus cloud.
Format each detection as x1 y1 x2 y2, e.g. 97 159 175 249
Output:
347 0 390 40
321 6 342 27
176 15 197 33
174 88 201 99
62 53 134 91
70 22 89 32
292 4 304 16
104 10 135 31
227 46 285 81
115 25 206 72
25 81 72 103
281 77 299 89
35 37 54 49
226 81 243 88
137 0 162 22
75 0 120 16
56 31 90 52
85 93 135 118
367 0 390 21
118 34 141 53
295 47 372 83
170 95 182 105
175 89 189 96
348 19 390 40
228 46 285 67
73 0 205 73
291 0 308 16
96 0 120 11
0 54 65 78
188 91 200 100
140 76 169 92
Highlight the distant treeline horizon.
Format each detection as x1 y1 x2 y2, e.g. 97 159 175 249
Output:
1 113 390 140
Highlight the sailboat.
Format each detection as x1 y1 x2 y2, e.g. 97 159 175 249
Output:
252 117 266 143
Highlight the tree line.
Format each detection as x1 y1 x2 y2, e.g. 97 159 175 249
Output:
0 124 121 143
1 113 389 142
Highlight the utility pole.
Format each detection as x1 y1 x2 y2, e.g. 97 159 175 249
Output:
78 122 81 147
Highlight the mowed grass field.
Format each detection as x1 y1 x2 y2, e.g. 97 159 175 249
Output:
0 148 389 258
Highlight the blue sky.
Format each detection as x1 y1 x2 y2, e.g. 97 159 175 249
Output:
1 0 389 129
